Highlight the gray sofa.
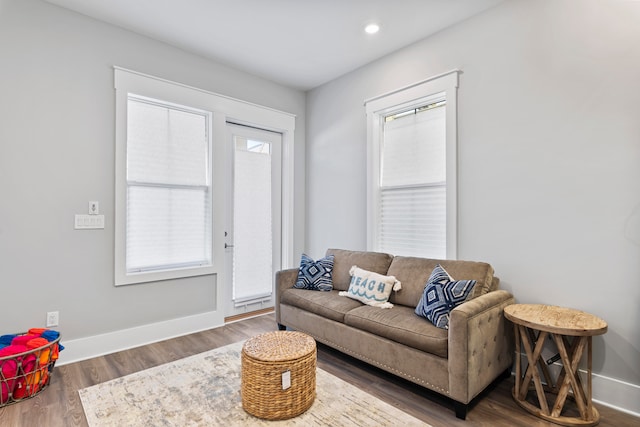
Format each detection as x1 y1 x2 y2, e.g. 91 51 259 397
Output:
275 248 515 419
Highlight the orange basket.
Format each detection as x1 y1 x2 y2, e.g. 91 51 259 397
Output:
0 332 61 407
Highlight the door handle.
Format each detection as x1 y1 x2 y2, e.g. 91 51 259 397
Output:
225 243 234 249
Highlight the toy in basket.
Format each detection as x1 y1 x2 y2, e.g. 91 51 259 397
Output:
0 328 63 406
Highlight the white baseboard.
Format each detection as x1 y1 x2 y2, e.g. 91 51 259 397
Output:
57 310 224 366
515 353 640 417
591 371 640 418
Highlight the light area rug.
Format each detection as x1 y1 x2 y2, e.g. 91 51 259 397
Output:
79 341 431 427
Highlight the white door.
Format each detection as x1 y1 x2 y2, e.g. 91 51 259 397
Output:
224 124 282 318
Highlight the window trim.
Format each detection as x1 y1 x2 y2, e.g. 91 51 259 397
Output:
365 70 459 259
115 73 216 285
114 67 296 286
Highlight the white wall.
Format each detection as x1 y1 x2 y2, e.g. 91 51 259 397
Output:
0 0 306 354
306 0 640 414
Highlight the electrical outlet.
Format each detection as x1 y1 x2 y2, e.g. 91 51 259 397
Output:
46 311 59 327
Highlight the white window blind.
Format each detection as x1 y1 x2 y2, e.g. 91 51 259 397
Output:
232 139 273 303
379 103 447 258
126 96 212 273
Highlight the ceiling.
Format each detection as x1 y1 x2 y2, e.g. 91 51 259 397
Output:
43 0 505 91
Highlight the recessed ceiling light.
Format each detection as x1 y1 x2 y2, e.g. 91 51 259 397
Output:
364 23 380 34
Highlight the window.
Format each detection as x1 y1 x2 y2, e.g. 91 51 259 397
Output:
126 95 212 274
365 70 459 259
379 100 446 258
114 70 215 286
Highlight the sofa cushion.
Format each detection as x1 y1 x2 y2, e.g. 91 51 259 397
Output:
387 256 494 307
415 264 476 329
344 305 449 358
294 253 334 291
326 249 394 291
339 266 401 308
280 289 363 323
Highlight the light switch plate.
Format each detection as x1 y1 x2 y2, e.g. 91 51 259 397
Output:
75 214 105 229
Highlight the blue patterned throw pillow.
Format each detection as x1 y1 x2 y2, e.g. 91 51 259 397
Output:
294 254 334 291
415 264 476 329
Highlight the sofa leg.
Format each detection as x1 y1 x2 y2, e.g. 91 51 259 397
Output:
501 367 512 380
454 402 468 420
277 323 286 331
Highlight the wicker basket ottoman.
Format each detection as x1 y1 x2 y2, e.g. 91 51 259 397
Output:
241 331 316 420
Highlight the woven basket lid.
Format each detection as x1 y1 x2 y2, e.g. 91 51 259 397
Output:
243 331 315 362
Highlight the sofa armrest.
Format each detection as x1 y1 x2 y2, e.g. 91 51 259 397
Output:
275 268 298 324
448 290 515 404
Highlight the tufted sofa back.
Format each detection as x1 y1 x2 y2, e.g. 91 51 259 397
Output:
325 248 394 292
326 249 497 308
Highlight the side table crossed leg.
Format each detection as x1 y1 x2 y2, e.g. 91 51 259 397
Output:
552 334 591 419
505 304 607 427
514 325 597 425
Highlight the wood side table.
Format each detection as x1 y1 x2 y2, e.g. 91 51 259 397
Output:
504 304 607 426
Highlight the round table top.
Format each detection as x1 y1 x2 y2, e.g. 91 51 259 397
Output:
504 304 607 336
243 331 316 362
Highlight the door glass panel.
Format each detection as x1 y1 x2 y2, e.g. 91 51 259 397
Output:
232 136 273 303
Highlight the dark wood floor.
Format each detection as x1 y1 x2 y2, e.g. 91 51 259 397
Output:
1 313 637 426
